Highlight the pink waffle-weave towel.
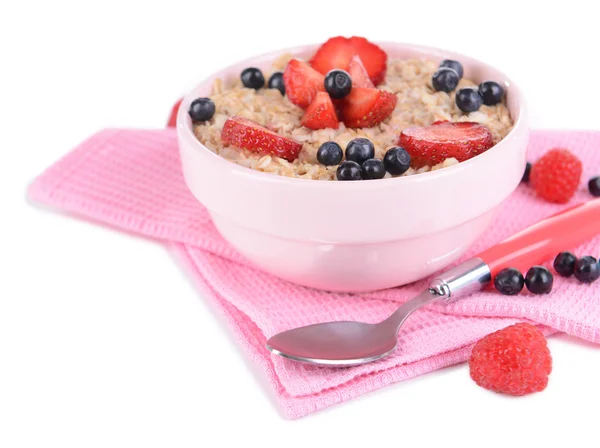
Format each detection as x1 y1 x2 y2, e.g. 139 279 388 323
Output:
28 128 600 418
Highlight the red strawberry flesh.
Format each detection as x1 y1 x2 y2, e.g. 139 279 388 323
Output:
301 92 339 130
283 59 326 109
348 36 387 86
399 122 494 167
340 87 397 128
221 116 303 162
347 55 374 88
310 36 387 86
309 36 356 75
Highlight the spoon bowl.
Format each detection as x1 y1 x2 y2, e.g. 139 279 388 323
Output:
267 289 443 366
267 321 398 366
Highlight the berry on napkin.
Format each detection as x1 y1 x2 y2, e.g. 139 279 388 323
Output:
469 323 552 396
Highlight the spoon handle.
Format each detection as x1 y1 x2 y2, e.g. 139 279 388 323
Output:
430 198 600 303
477 198 600 278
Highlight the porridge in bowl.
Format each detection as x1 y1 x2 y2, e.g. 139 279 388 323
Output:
189 36 513 181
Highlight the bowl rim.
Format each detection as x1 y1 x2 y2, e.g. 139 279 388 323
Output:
177 41 527 189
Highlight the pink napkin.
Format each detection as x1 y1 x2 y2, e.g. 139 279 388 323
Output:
28 128 600 418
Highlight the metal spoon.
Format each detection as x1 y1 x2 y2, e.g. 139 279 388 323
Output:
267 259 488 366
267 198 600 367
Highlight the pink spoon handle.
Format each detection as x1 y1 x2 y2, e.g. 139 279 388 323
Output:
478 198 600 278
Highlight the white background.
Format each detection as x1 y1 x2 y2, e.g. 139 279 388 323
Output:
2 1 600 446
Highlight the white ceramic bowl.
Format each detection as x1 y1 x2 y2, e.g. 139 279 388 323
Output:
177 42 528 292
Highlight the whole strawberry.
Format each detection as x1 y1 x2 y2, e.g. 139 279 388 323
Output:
530 148 582 203
469 323 552 396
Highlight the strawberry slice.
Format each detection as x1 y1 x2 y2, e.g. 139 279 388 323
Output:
167 98 183 127
347 55 374 88
310 36 388 86
309 36 356 76
348 37 387 86
399 122 494 167
301 92 339 130
340 88 397 128
283 59 326 109
221 116 303 162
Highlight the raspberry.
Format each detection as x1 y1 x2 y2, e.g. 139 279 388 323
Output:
167 98 182 127
530 148 582 203
469 323 552 396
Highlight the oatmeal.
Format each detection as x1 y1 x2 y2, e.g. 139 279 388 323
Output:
191 41 513 181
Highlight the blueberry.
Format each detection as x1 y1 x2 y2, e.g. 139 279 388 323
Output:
553 252 577 277
494 268 525 295
324 69 352 99
432 67 460 93
241 67 265 89
336 161 362 181
188 98 215 122
589 176 600 197
439 59 464 79
346 138 375 165
525 266 554 294
455 88 483 113
522 162 532 183
479 81 504 106
267 72 285 95
574 256 600 283
362 159 386 180
383 147 411 175
317 141 343 166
